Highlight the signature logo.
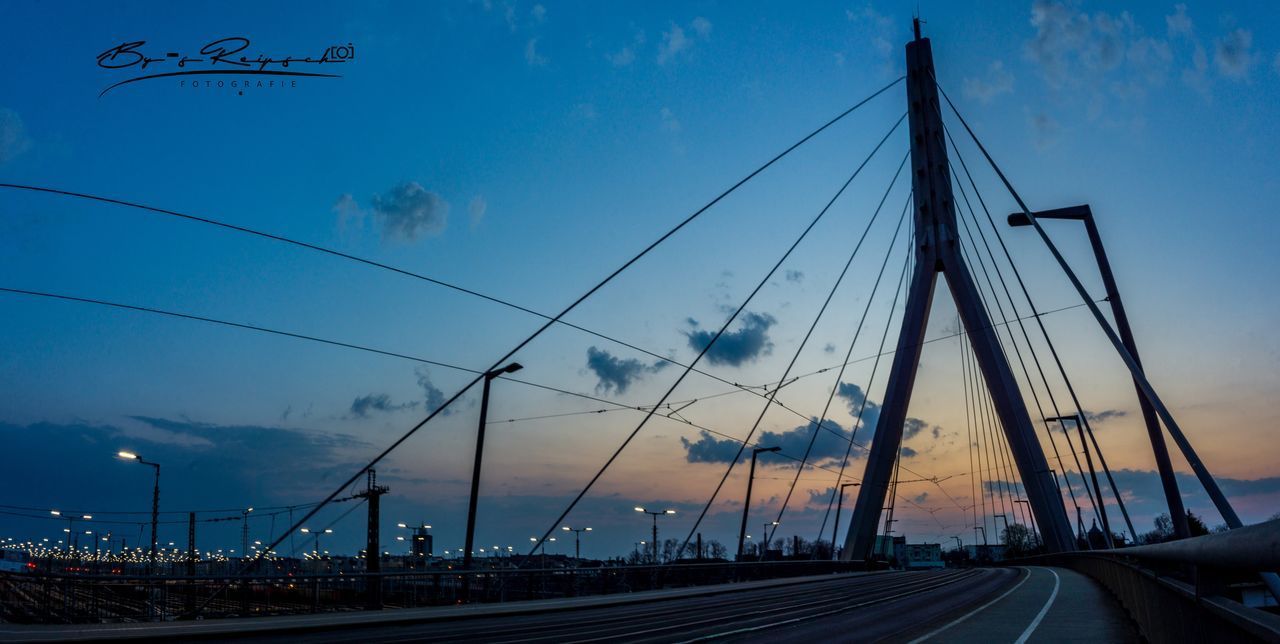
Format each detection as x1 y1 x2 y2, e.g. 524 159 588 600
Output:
96 37 354 97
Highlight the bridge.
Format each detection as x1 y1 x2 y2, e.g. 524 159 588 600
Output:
2 19 1279 644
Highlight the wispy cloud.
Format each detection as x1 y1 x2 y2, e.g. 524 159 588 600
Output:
963 60 1014 103
0 107 30 164
657 17 712 65
525 37 548 66
349 393 417 418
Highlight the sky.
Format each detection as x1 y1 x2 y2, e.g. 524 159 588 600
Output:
1 0 1279 560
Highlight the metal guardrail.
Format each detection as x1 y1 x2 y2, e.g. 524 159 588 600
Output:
0 560 868 624
1026 519 1280 643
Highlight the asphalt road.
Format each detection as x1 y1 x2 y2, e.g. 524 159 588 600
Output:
224 568 1023 643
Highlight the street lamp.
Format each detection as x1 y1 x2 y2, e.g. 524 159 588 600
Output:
300 528 333 558
635 507 675 564
464 362 524 571
762 521 779 559
737 446 780 560
561 526 592 563
117 451 160 573
241 507 254 562
51 511 91 556
830 482 862 559
1009 205 1188 540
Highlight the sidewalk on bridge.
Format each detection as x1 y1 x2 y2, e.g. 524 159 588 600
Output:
900 566 1141 643
0 571 881 642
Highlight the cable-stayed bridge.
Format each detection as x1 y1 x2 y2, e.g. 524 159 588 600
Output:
2 21 1279 643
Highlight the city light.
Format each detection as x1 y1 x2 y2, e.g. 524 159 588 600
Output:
117 451 138 460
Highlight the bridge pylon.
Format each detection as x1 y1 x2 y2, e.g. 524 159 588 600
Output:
841 24 1076 558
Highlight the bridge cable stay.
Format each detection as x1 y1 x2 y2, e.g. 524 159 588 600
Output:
814 227 915 554
936 82 1280 600
947 158 1095 535
756 187 911 549
960 314 988 547
972 337 1011 539
955 215 1040 539
760 153 911 543
943 125 1135 541
179 81 906 610
520 112 909 566
955 184 1106 547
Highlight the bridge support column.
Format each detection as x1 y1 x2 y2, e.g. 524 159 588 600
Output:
841 24 1075 559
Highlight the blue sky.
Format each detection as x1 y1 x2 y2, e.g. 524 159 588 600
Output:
2 0 1279 558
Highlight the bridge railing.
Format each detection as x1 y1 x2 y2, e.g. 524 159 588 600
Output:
0 559 869 624
1028 518 1280 642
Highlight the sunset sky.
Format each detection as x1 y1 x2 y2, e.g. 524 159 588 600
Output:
2 0 1278 559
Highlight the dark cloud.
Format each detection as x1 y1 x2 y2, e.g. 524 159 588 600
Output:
1084 409 1127 424
784 270 804 283
680 417 856 465
685 311 775 367
1213 28 1255 79
912 492 929 504
836 382 880 432
900 446 919 459
823 343 837 355
372 181 450 242
349 393 417 418
585 347 667 394
903 418 927 441
416 368 455 416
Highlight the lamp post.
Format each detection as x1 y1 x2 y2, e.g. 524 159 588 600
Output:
50 511 91 557
635 507 675 564
737 446 780 560
1009 205 1188 540
762 521 779 559
300 528 332 570
240 507 254 562
561 526 592 563
464 362 523 571
830 482 861 559
117 451 160 573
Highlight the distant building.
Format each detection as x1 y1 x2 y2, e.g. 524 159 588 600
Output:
411 527 433 558
965 544 1006 562
901 543 944 570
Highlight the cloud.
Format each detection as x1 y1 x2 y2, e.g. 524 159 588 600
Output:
1213 28 1255 80
660 107 681 132
657 18 710 65
370 182 449 242
963 60 1014 103
416 368 455 416
1025 1 1171 100
900 446 919 458
332 193 363 231
468 195 487 229
0 107 30 164
585 347 668 394
1084 409 1126 424
525 38 548 66
1165 4 1192 38
690 17 712 38
823 343 836 354
902 417 928 441
784 269 804 283
607 47 635 66
349 393 417 418
530 3 545 22
685 311 775 367
836 382 880 433
1274 52 1280 77
679 417 856 465
1028 111 1061 150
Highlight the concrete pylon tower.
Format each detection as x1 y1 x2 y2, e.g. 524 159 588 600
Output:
841 23 1076 558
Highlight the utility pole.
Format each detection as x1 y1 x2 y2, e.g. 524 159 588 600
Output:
355 469 389 610
843 20 1075 558
737 446 779 560
186 513 197 576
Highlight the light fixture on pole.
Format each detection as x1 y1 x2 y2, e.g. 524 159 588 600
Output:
635 507 675 564
830 482 861 559
117 451 160 573
561 526 592 563
463 362 524 572
737 446 780 560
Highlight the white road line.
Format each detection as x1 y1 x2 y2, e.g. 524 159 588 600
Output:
1014 567 1060 644
905 567 1031 644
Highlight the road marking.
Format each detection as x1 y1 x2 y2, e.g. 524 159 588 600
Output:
905 567 1031 644
1013 567 1060 644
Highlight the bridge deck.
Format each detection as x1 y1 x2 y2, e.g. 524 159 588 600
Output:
0 567 1140 642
